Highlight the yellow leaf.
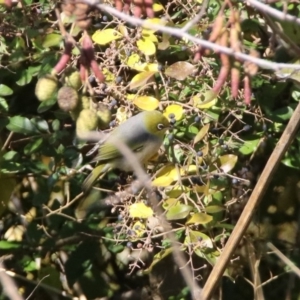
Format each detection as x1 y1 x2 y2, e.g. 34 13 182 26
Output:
153 3 164 12
137 38 156 56
192 91 217 109
166 185 190 198
118 24 129 37
132 221 146 237
152 164 197 187
133 96 159 111
126 54 146 71
92 29 122 45
186 213 213 225
126 94 136 101
4 225 25 242
129 71 155 90
164 104 184 121
102 68 115 82
152 164 181 187
116 107 128 123
162 198 178 210
144 63 160 72
218 154 238 173
142 30 158 42
129 202 154 218
194 123 210 144
143 18 168 33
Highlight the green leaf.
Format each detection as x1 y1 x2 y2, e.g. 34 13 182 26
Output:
0 241 21 249
16 69 33 86
31 117 49 132
37 97 57 113
166 204 192 220
2 151 20 161
0 84 13 96
24 138 44 155
6 116 38 134
239 138 260 155
42 33 62 48
0 97 8 112
205 205 225 213
269 106 294 122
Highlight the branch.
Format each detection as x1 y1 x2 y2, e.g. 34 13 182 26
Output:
82 0 300 72
201 100 300 299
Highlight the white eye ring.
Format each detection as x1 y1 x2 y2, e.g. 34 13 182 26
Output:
157 123 165 130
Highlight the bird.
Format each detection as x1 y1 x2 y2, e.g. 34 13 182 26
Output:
82 110 170 192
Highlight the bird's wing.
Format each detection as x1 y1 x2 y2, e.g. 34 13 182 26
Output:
91 140 144 163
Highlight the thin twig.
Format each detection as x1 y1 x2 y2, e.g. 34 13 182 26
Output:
202 100 300 299
267 242 300 278
181 0 210 32
247 0 300 26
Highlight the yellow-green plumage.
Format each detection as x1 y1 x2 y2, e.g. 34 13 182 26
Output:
82 110 169 192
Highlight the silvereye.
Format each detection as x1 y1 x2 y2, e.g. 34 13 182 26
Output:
82 110 170 192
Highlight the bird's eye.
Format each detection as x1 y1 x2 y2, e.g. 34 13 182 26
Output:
157 123 165 130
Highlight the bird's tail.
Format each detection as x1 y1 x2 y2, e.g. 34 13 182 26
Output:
82 164 109 193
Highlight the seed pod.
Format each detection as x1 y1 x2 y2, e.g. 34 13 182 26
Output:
65 70 82 90
80 95 90 110
35 74 58 102
95 103 112 129
76 109 98 137
57 86 79 111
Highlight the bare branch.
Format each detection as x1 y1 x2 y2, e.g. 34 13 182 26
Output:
82 0 300 72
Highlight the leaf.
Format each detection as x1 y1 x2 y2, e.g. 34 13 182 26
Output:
143 18 168 33
166 204 193 220
132 221 146 237
218 154 238 173
166 185 190 198
153 3 164 12
4 225 25 242
133 96 159 110
129 71 155 90
6 116 38 134
194 124 210 144
16 68 33 86
42 33 62 48
37 97 57 113
0 84 13 96
192 90 218 109
137 38 156 56
143 248 173 274
129 202 154 218
24 138 44 155
184 230 213 249
239 138 260 155
92 29 122 45
270 106 294 122
141 30 158 42
164 104 184 121
0 97 8 112
165 61 195 80
0 241 21 249
153 164 197 187
152 164 180 187
162 198 178 210
31 117 49 132
205 205 225 214
186 213 213 225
